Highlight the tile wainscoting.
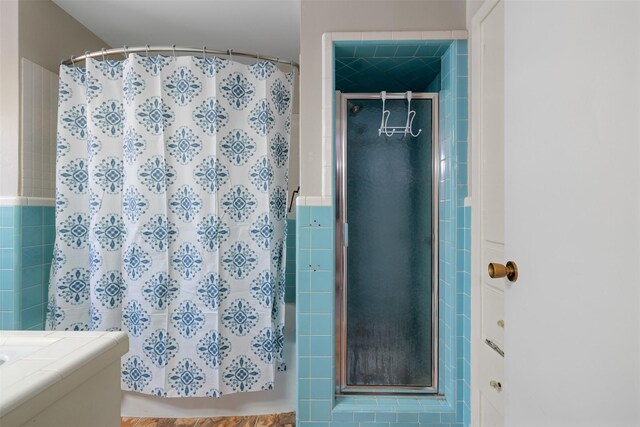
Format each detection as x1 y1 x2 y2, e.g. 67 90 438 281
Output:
0 204 55 330
0 209 296 330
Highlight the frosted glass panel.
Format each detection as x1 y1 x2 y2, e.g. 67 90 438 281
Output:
345 98 434 388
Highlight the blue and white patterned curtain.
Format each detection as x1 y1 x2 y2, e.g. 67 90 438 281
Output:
48 54 292 397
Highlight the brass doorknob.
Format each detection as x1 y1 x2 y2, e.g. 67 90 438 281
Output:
488 261 518 282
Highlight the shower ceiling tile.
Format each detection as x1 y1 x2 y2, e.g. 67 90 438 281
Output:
335 45 356 58
373 45 399 57
416 44 444 57
360 57 388 66
335 59 355 71
421 57 441 66
388 57 423 72
421 61 441 75
366 58 400 71
395 45 420 57
347 58 375 73
334 40 453 93
336 77 354 89
355 45 377 57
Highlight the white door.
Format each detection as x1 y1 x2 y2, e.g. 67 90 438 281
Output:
502 1 640 426
471 1 505 426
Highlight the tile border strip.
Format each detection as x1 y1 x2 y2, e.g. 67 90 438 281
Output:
0 197 55 207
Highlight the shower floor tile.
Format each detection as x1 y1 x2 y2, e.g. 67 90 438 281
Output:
120 413 295 427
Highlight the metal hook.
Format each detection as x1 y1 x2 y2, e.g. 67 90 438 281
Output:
101 48 106 61
202 46 207 59
172 44 176 58
228 49 233 61
377 90 422 137
406 91 421 137
145 44 150 58
70 55 76 68
123 45 129 58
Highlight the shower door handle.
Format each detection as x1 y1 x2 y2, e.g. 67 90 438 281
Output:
343 223 349 247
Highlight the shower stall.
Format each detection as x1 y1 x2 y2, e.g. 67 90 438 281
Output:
335 92 439 395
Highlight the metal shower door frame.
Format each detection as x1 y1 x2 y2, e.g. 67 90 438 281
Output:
335 91 440 395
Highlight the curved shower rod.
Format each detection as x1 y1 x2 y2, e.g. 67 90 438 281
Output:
61 45 299 70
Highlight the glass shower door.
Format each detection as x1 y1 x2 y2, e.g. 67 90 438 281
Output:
336 93 438 394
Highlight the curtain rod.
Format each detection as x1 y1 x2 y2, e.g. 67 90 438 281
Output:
61 45 299 70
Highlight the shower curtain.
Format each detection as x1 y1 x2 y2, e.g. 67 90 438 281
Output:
48 54 292 397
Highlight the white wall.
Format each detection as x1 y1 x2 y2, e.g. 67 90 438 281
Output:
466 0 484 29
504 1 640 425
19 0 107 74
0 0 21 198
299 0 466 196
0 0 107 200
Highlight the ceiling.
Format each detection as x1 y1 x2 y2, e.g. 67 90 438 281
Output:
335 40 453 93
53 0 301 62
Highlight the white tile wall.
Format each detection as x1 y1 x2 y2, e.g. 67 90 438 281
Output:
21 59 58 199
0 197 55 207
296 195 333 207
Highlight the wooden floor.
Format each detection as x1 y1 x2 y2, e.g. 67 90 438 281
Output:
121 412 295 427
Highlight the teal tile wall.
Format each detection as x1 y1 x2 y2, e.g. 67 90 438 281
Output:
438 40 470 425
1 210 292 327
0 207 21 330
296 205 335 424
0 206 55 330
296 40 470 427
